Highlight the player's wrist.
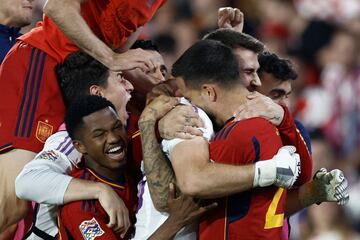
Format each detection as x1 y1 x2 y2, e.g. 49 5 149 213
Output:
95 182 111 199
298 181 320 207
253 160 276 187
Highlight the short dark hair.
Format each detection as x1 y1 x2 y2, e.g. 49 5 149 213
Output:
258 51 298 81
172 39 240 88
204 29 265 54
56 51 109 107
131 40 159 52
65 95 116 140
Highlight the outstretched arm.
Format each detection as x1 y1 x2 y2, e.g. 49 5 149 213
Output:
171 139 300 198
44 0 156 72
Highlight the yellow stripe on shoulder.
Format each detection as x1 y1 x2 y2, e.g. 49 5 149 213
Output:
132 130 140 139
87 168 125 189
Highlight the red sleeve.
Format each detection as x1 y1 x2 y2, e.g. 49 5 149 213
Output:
278 106 313 186
59 202 120 240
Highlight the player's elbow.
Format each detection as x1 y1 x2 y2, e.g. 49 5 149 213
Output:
15 172 31 200
177 176 204 197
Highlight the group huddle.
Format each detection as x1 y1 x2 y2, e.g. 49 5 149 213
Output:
0 1 350 240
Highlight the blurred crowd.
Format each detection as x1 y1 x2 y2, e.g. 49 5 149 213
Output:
16 0 360 239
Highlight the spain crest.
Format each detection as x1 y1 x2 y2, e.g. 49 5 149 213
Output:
35 120 53 143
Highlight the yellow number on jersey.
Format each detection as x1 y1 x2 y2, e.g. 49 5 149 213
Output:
264 188 285 229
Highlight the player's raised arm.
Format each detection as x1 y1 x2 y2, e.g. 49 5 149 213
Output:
44 0 158 73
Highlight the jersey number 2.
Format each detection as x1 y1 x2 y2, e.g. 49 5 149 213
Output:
264 188 284 229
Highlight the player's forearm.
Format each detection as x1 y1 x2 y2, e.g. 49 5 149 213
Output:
139 120 176 212
63 178 108 204
171 139 254 198
284 182 318 217
44 0 114 67
182 162 255 198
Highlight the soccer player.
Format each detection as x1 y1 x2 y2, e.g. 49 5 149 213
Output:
0 0 166 231
58 95 136 239
139 40 349 239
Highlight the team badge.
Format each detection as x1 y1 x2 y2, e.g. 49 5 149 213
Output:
38 150 59 161
36 121 53 143
79 218 105 240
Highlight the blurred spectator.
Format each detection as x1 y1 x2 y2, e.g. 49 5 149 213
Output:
0 0 34 63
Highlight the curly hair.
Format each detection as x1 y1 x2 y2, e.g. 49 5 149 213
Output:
56 51 109 107
258 51 298 81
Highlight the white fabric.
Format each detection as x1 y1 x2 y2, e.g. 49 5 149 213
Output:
15 130 82 239
134 98 214 240
162 98 214 158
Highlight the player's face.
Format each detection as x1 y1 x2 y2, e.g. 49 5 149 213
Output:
234 47 261 91
258 72 292 106
2 0 33 27
102 71 134 125
123 50 167 94
79 107 128 171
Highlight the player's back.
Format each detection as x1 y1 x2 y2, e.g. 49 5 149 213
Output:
200 117 286 240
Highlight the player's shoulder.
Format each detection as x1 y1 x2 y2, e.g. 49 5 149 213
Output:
213 117 275 142
231 117 275 134
43 130 70 150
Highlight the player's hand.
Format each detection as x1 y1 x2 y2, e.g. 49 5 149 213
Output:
97 184 130 238
218 7 244 32
312 168 349 205
272 146 301 188
233 92 285 126
254 145 301 188
167 183 217 227
109 48 159 73
140 95 179 122
158 105 204 140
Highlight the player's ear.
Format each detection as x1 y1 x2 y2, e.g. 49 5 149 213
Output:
89 85 104 97
73 140 87 155
201 84 217 102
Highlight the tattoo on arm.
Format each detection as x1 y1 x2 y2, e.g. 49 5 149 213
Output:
139 120 176 212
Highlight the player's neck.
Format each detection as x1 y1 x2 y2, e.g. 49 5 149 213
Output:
84 157 125 181
215 88 248 125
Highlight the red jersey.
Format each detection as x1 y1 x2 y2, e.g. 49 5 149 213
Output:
278 106 312 186
19 0 166 62
58 167 137 240
199 118 286 240
127 113 143 184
